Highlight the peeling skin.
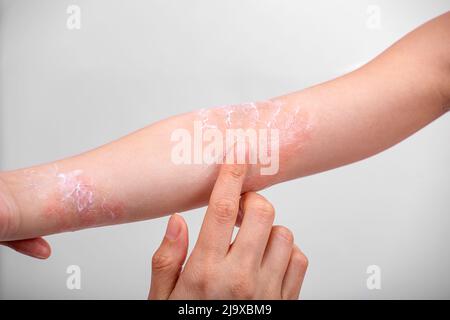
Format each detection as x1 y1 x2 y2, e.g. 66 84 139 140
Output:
193 99 314 190
24 166 125 232
197 99 313 145
15 99 313 235
54 169 125 228
101 196 125 220
194 99 314 191
57 170 94 213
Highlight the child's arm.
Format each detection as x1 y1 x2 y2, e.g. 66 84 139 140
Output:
1 12 449 242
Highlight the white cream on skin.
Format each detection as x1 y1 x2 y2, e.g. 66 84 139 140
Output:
196 100 307 147
187 100 310 175
25 165 120 219
57 169 94 213
197 100 303 130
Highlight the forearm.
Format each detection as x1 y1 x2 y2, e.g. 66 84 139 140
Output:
1 12 449 241
273 11 450 180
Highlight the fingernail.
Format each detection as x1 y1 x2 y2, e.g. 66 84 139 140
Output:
34 243 51 259
165 214 182 241
35 250 49 259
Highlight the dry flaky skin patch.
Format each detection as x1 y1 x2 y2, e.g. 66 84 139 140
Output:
197 99 312 148
24 165 125 232
58 170 94 213
195 99 314 189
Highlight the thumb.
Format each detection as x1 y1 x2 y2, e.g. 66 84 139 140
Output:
148 213 188 299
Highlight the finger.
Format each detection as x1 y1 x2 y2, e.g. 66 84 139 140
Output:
194 164 246 258
229 192 275 266
0 237 52 259
261 226 294 289
281 245 308 300
149 214 189 300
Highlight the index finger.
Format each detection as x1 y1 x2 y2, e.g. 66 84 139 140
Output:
194 164 247 258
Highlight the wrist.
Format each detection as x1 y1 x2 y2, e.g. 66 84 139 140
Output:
0 172 20 240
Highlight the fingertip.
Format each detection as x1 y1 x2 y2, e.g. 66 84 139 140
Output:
173 213 189 244
292 244 308 270
36 239 52 259
164 214 189 251
27 237 52 259
172 213 187 229
3 237 52 259
165 214 183 241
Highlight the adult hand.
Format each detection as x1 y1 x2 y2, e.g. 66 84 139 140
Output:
149 164 308 299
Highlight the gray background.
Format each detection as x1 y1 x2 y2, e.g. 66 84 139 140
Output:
0 0 449 299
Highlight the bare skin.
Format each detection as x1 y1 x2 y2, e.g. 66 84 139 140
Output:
149 165 308 300
0 12 449 257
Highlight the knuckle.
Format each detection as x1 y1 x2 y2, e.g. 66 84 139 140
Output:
273 226 294 243
189 273 209 291
211 198 237 224
292 250 309 270
151 251 174 272
186 266 216 292
246 196 275 223
224 165 246 180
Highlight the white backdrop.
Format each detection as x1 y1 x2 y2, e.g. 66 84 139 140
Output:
0 0 449 299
